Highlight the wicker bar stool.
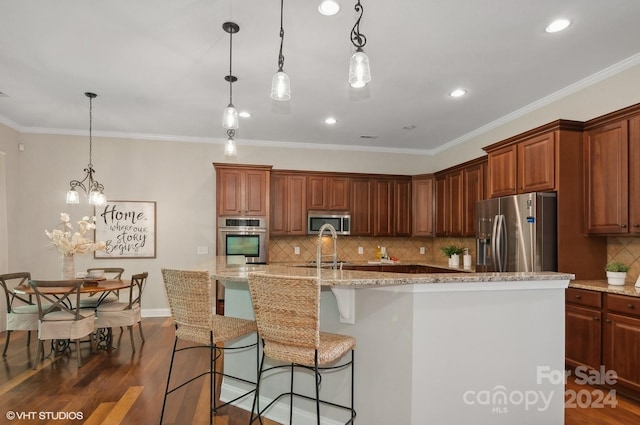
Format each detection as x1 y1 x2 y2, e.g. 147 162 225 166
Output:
160 269 259 425
247 273 356 425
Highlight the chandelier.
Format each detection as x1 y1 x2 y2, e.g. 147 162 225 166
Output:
349 0 371 88
66 92 106 206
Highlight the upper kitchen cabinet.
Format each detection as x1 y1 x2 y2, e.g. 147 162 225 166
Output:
213 163 272 217
270 171 307 235
435 157 486 237
486 131 555 198
583 106 640 235
307 174 351 211
484 120 607 280
394 178 412 236
370 176 411 236
351 177 374 236
412 174 435 237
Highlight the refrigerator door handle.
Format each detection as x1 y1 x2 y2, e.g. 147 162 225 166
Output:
495 214 506 272
491 214 500 271
499 214 508 271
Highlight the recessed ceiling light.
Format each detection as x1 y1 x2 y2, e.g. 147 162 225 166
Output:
318 1 340 16
239 111 251 118
546 18 571 33
325 117 337 125
449 89 467 98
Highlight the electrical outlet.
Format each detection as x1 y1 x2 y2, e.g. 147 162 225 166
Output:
358 246 363 255
420 246 425 255
197 246 209 255
294 246 300 255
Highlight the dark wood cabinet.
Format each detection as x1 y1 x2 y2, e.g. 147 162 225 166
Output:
394 178 412 236
307 175 350 211
487 132 555 198
412 175 434 237
373 179 393 236
583 114 640 235
566 287 640 397
435 157 486 237
270 172 306 235
213 163 271 217
565 288 602 370
350 178 374 236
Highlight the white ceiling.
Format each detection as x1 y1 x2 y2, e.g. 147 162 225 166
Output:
1 0 640 154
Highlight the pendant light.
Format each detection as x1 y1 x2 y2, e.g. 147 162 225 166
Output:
349 0 371 88
222 22 239 130
66 92 107 206
270 0 291 101
224 129 237 157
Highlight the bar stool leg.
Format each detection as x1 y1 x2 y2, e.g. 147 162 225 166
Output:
160 336 179 424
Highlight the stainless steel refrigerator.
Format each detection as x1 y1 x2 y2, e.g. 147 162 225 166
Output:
475 192 557 272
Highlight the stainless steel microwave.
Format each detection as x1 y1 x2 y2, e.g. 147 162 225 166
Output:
307 211 351 235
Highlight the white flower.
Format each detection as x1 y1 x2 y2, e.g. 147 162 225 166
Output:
45 213 106 256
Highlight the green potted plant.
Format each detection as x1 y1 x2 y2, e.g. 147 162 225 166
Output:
441 245 464 267
605 262 629 286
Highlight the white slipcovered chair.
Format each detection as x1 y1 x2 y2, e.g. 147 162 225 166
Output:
0 272 39 357
95 272 148 351
29 279 96 368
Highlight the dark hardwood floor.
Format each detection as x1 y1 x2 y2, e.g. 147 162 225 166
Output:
2 317 640 424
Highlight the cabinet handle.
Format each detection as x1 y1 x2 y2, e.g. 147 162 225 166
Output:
621 224 627 228
606 319 611 323
628 304 635 309
634 224 640 228
575 295 581 299
593 317 600 321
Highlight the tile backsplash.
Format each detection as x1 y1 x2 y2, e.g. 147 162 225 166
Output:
269 235 476 264
607 237 640 284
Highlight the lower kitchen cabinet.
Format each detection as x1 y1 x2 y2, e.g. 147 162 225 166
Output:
566 287 640 396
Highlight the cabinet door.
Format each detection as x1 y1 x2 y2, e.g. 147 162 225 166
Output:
373 179 393 236
604 313 640 390
447 171 464 236
518 132 555 192
435 175 447 236
351 178 374 236
287 175 307 234
394 179 412 236
244 170 269 216
463 163 484 236
412 177 434 236
584 120 629 234
565 304 601 370
487 145 517 198
329 177 351 211
270 174 288 235
307 176 328 210
630 116 640 233
217 168 244 216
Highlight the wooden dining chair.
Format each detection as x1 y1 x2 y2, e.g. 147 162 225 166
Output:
160 269 259 425
78 267 125 308
29 279 96 368
95 272 148 351
0 272 39 358
247 273 356 425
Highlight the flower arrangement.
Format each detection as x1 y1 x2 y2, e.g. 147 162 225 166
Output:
45 213 106 256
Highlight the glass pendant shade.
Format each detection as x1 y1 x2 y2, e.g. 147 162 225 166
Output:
222 104 239 129
224 138 237 157
89 189 106 206
270 71 291 101
349 48 371 88
66 188 80 204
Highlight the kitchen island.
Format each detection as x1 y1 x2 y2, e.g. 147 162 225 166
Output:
212 259 573 425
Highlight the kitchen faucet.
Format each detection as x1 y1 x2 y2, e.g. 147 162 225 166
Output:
316 223 338 273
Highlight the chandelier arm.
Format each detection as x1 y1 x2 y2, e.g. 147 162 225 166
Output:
350 0 367 49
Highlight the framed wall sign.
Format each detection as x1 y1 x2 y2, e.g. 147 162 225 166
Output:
94 201 156 259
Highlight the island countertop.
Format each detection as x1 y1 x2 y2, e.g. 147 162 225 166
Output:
211 257 575 287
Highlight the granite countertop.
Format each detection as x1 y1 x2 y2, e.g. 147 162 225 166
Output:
211 257 575 288
569 280 640 298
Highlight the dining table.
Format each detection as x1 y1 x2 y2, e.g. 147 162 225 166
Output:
13 279 132 352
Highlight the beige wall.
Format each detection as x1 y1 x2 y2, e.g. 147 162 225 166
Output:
2 61 640 320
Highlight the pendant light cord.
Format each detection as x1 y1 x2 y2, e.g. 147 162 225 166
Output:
228 28 233 104
277 0 285 72
88 96 93 167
